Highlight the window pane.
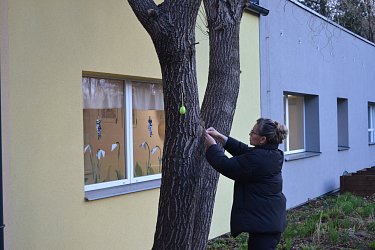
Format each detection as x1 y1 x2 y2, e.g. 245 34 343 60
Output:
288 95 304 151
370 105 375 143
132 82 164 177
337 98 348 147
83 77 126 185
369 131 373 143
367 105 371 129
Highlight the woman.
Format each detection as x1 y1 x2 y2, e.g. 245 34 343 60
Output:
204 118 288 250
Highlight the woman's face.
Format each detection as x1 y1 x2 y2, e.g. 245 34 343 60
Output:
249 124 266 146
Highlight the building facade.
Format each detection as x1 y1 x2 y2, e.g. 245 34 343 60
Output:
259 0 375 209
0 0 263 249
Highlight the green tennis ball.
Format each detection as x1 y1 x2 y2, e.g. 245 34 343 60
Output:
179 106 186 115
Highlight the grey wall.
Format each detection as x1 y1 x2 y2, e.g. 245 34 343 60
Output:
259 0 375 208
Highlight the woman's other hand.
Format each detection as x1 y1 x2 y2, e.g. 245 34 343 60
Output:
206 127 228 145
203 130 217 151
206 127 220 138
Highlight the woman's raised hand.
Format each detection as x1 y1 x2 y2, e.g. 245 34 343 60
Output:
203 130 217 151
206 127 228 145
206 127 220 138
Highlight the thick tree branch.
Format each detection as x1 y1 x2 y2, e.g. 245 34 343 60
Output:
128 0 173 38
127 0 158 25
189 1 247 249
204 0 246 31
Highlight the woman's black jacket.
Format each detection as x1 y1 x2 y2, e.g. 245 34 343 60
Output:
205 137 286 237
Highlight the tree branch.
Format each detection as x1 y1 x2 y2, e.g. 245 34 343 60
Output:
204 0 246 30
128 0 165 36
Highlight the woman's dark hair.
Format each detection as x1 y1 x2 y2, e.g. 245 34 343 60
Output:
256 118 288 145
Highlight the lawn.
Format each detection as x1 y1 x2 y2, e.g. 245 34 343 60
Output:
207 192 375 249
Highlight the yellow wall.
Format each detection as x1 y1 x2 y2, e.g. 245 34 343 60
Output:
0 0 11 249
196 12 261 239
1 0 260 249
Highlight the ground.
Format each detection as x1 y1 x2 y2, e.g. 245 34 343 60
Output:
207 192 375 250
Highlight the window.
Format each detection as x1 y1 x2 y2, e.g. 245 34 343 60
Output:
337 98 349 150
284 94 305 153
82 76 165 193
369 102 375 144
284 92 320 158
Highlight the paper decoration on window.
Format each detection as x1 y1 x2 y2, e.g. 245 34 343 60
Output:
148 116 153 137
97 149 105 160
111 143 118 151
84 144 92 153
96 118 102 140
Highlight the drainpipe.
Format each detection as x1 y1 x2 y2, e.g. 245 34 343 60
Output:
0 56 4 250
0 63 4 250
0 0 6 247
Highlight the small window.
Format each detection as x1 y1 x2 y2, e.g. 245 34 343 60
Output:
284 94 305 153
369 102 375 144
337 98 349 150
82 76 164 193
284 92 320 155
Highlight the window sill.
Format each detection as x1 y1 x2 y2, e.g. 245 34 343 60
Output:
285 151 321 162
338 146 350 151
369 143 375 146
85 179 161 201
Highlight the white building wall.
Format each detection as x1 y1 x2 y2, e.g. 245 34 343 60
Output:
260 0 375 208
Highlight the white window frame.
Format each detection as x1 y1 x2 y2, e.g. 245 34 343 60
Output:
369 103 375 144
284 94 306 154
84 79 162 192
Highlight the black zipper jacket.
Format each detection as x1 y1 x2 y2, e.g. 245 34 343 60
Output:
205 137 287 237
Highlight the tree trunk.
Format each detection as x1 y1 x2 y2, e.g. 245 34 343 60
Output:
128 1 205 249
128 0 246 249
191 1 246 249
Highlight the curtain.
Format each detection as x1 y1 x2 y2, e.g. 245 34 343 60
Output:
82 77 124 109
82 77 164 110
131 81 164 110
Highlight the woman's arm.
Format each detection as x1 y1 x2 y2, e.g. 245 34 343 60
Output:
205 144 257 181
224 137 252 156
206 127 251 156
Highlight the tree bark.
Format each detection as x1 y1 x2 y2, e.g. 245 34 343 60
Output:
128 0 246 249
128 1 204 249
191 1 246 249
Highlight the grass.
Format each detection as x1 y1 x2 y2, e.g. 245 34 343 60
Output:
207 192 375 250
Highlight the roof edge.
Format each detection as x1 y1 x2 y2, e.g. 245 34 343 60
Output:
288 0 375 47
246 1 269 16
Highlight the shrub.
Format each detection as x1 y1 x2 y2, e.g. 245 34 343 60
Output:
369 240 375 249
368 221 375 232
